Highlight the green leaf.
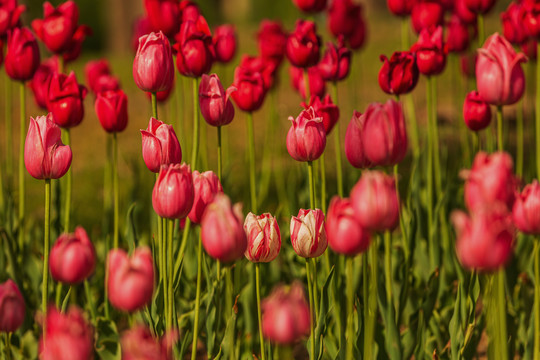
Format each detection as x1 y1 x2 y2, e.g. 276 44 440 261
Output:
315 266 335 360
95 317 121 360
124 202 138 253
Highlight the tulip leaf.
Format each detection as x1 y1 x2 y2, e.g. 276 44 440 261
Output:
314 266 335 360
95 317 121 360
124 202 138 253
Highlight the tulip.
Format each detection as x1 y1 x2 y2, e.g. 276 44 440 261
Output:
133 31 174 93
289 65 326 100
463 151 517 211
24 114 72 180
523 1 540 40
513 180 540 234
144 0 181 37
292 0 327 13
62 25 92 64
350 171 400 232
411 26 446 76
285 20 321 68
121 325 177 360
501 2 527 45
213 24 236 63
318 38 351 82
0 0 25 38
522 39 538 60
173 18 214 78
327 0 367 50
188 170 223 224
39 306 93 360
411 0 444 34
244 212 281 263
29 57 58 110
301 95 339 134
290 208 327 258
5 27 40 81
107 247 155 312
455 0 477 24
49 227 96 284
0 279 25 333
239 55 277 92
463 91 492 131
378 51 419 96
199 74 236 127
446 15 471 53
345 100 408 169
93 74 120 94
152 163 194 220
257 20 288 65
231 65 266 112
84 59 111 94
201 193 247 262
140 117 182 173
464 0 496 15
286 107 326 162
31 1 78 53
452 207 514 271
47 71 87 129
131 16 153 53
262 282 311 344
386 0 414 17
95 89 128 133
476 33 527 106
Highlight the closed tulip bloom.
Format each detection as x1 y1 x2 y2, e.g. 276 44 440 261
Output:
93 74 121 94
29 57 59 110
350 171 400 232
523 1 540 40
411 0 443 34
476 33 527 106
201 194 247 262
62 25 92 64
107 247 155 312
84 59 111 94
318 39 351 82
0 0 25 38
286 20 321 68
292 0 327 12
121 326 176 360
328 0 367 50
199 74 236 127
47 71 87 128
387 0 415 17
188 170 223 224
5 27 40 81
411 26 446 76
378 51 419 96
257 20 288 65
326 196 371 256
152 163 194 220
513 180 540 234
463 91 491 131
0 279 25 333
231 65 266 112
95 89 128 133
244 213 281 263
133 31 174 93
50 227 96 284
240 55 277 92
31 1 78 54
289 65 326 100
262 282 310 344
455 0 477 24
464 0 496 14
464 151 517 211
144 0 181 37
24 114 72 180
290 208 327 258
173 18 214 77
287 107 326 162
452 207 514 272
140 117 182 173
40 306 93 360
213 25 236 63
301 95 339 134
501 2 527 45
446 15 471 53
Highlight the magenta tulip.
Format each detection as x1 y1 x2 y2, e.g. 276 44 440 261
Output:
199 74 236 127
513 180 540 234
133 31 174 93
49 227 96 284
188 170 223 224
286 107 327 162
140 117 182 173
0 279 25 333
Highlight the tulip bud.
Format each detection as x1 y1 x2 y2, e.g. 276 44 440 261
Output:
173 17 214 78
411 0 444 34
463 91 491 131
257 20 288 65
31 1 78 53
144 0 181 38
523 2 540 40
240 55 277 92
464 0 495 15
350 171 400 232
326 196 371 256
133 31 174 93
513 180 540 235
29 57 59 110
327 0 367 50
50 227 96 284
107 247 155 312
213 24 236 63
411 26 446 76
378 51 419 96
93 74 121 95
62 25 92 64
179 0 201 22
5 27 40 81
153 163 194 220
301 95 339 134
262 282 311 344
290 208 327 258
501 2 527 45
386 0 414 17
140 117 182 173
244 212 281 263
95 89 128 133
201 194 247 262
24 114 72 180
455 0 477 24
199 74 236 127
121 325 177 360
286 107 327 162
476 33 527 106
289 65 326 100
292 0 327 13
285 20 321 68
47 71 88 129
188 170 223 224
0 279 25 333
231 65 266 112
318 38 351 82
446 15 471 53
0 1 25 38
85 59 111 94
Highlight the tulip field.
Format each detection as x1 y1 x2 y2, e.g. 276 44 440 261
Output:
3 0 540 359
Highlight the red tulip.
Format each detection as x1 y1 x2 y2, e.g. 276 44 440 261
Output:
213 24 236 63
179 0 200 21
39 306 93 360
239 55 277 92
31 1 79 54
5 27 40 81
201 193 247 262
411 0 444 34
501 2 528 45
301 95 339 134
152 163 194 220
350 171 400 232
411 26 446 76
290 208 327 258
50 227 96 284
464 0 496 15
455 0 477 24
257 20 288 65
29 57 59 110
476 33 526 106
131 16 153 53
523 0 540 40
0 279 25 333
107 247 155 312
289 65 326 99
140 117 182 173
286 107 326 162
199 74 236 127
318 38 351 82
285 20 321 68
133 31 174 93
463 91 491 131
24 114 72 180
173 17 214 78
144 0 181 37
121 325 177 360
95 89 128 133
188 170 223 224
446 15 471 53
244 212 281 263
84 59 111 94
327 0 367 50
513 180 540 234
47 71 87 128
62 25 92 64
231 65 266 112
387 0 415 17
326 196 371 256
292 0 327 13
0 0 25 38
378 51 419 96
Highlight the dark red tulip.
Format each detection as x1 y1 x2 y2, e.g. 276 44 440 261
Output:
239 55 277 92
188 170 223 224
501 2 527 45
30 57 59 110
464 0 496 15
231 65 266 112
213 24 236 63
146 82 174 103
179 0 200 22
286 107 326 162
522 39 538 60
378 51 419 96
144 0 181 37
289 65 326 99
387 0 415 17
199 73 236 127
411 26 446 76
85 59 111 94
411 0 444 34
318 38 351 82
0 0 25 38
463 91 491 131
257 20 288 65
446 15 471 53
455 0 477 24
5 27 40 82
0 279 25 333
62 25 92 64
131 16 153 53
95 89 128 133
31 1 79 54
133 31 174 93
47 71 87 129
523 0 540 40
292 0 327 13
285 20 321 68
327 0 367 50
174 17 214 77
301 95 339 134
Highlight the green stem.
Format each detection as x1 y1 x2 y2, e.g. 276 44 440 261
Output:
167 219 174 330
42 179 51 344
431 77 442 195
345 257 354 360
256 264 266 360
426 77 435 269
162 217 168 330
534 239 540 360
477 14 485 49
516 98 524 177
217 126 223 183
247 112 258 213
174 218 191 286
18 82 25 251
112 132 119 248
331 82 344 197
497 106 504 152
191 233 203 360
307 161 315 210
4 333 11 360
384 231 393 309
84 280 96 323
63 129 71 233
320 154 327 214
6 77 12 181
364 245 377 360
401 17 409 50
536 43 540 178
55 283 62 309
311 258 319 320
191 78 200 169
497 269 508 359
303 68 311 101
305 260 315 360
151 92 158 120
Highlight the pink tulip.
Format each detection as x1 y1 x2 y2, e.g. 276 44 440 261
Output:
121 325 177 360
290 208 327 258
0 279 25 333
199 74 236 127
286 107 326 162
188 170 223 224
140 117 182 173
133 31 174 93
152 163 194 220
513 180 540 235
244 212 281 263
50 227 96 284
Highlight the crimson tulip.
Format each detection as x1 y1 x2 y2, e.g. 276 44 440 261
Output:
0 0 25 37
144 0 181 37
199 73 236 127
463 91 491 131
213 24 236 63
289 65 326 99
133 31 174 93
301 95 339 134
411 0 444 34
188 170 223 224
378 51 419 96
173 17 214 77
327 0 367 50
49 227 96 284
285 20 321 68
31 1 79 54
318 38 351 82
47 71 87 128
257 20 288 65
29 57 58 109
5 27 40 81
95 89 128 133
231 65 266 112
